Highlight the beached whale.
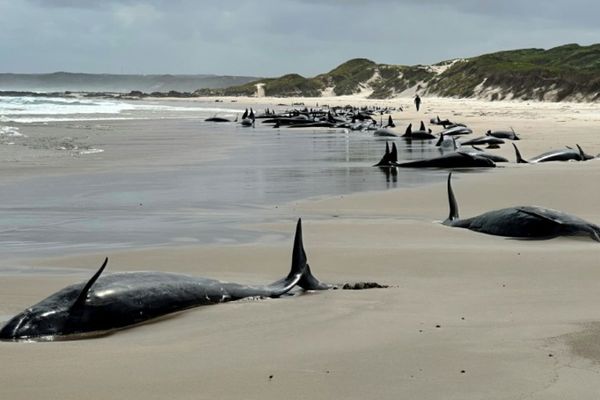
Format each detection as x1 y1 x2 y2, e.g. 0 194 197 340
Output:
0 219 330 341
436 136 508 162
486 128 520 140
460 136 505 149
394 152 496 168
204 116 231 123
402 122 436 140
465 145 509 163
442 173 600 241
374 128 398 137
513 143 593 163
439 125 472 136
430 115 453 127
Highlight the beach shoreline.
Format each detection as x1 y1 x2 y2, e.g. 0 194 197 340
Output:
2 96 600 399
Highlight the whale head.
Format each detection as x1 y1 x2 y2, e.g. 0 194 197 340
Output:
0 258 108 341
0 303 73 341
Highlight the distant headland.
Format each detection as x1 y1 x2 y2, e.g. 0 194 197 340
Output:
1 44 599 102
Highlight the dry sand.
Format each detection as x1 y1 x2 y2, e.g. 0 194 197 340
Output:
2 96 600 399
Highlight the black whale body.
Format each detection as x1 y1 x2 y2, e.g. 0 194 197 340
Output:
394 152 496 168
442 173 600 241
513 143 593 163
0 219 329 341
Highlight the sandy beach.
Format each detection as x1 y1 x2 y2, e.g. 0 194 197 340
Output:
2 96 600 399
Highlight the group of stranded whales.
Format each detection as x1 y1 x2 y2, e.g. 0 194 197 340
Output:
3 108 599 342
374 116 596 168
206 104 400 132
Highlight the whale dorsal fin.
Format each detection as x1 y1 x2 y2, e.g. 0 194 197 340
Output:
390 142 398 163
72 258 108 309
444 173 459 224
419 121 425 131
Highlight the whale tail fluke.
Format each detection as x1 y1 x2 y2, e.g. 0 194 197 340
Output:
270 219 330 295
443 173 460 225
511 127 520 140
512 143 528 163
435 132 444 147
589 227 600 242
451 136 458 151
373 142 391 166
289 218 330 290
576 144 594 160
390 142 398 163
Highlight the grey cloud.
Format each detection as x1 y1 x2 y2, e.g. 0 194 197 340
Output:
0 0 598 76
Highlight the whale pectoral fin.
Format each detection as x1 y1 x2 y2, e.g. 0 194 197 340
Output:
72 258 108 308
515 208 564 225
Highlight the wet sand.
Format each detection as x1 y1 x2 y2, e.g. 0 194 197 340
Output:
2 96 600 399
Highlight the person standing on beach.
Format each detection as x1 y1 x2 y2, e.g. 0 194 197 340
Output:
414 94 421 112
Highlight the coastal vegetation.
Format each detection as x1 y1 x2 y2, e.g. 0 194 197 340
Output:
209 43 600 102
2 44 598 102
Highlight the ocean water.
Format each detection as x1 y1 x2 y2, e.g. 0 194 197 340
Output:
0 95 238 123
0 96 460 259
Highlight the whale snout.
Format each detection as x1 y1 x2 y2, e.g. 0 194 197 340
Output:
0 312 31 341
0 308 69 341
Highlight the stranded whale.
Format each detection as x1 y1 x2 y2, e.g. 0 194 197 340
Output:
442 173 600 241
394 152 496 168
0 219 330 341
513 143 593 163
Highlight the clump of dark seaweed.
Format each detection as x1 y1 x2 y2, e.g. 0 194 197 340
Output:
341 282 388 290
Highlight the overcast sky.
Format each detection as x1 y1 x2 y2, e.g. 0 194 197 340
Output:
1 0 598 76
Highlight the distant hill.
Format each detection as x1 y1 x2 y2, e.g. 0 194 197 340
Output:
0 72 259 93
198 43 600 102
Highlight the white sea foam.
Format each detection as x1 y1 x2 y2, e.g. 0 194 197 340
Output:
0 96 241 123
0 126 26 138
78 148 104 155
